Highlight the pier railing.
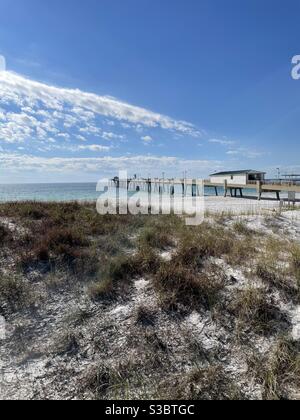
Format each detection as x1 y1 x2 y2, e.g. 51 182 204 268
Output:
246 180 300 186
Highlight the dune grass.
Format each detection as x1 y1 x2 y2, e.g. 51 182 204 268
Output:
0 274 35 311
249 337 300 400
154 256 225 311
1 202 300 400
229 286 289 335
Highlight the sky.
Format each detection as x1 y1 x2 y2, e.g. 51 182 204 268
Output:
0 0 300 183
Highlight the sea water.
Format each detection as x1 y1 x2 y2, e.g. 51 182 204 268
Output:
0 183 259 203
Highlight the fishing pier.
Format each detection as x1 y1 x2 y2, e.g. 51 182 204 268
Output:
109 169 300 201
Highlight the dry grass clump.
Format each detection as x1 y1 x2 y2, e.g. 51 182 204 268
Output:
290 244 300 285
135 305 157 327
0 201 79 222
138 226 174 250
89 248 161 301
154 261 225 311
52 331 80 357
0 224 11 244
0 202 144 238
264 215 282 233
88 278 115 301
82 364 112 399
1 202 50 220
64 307 92 327
107 254 138 283
255 262 298 303
96 233 133 257
143 329 168 352
0 274 35 311
81 360 145 400
233 220 254 236
160 365 243 400
254 235 299 302
175 223 255 268
248 337 300 399
132 246 161 275
88 254 136 301
1 202 149 279
224 235 257 266
290 244 300 268
177 224 233 264
229 286 289 335
45 227 89 249
151 223 231 312
20 225 99 277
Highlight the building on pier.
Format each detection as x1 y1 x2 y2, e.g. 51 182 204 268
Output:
210 170 266 186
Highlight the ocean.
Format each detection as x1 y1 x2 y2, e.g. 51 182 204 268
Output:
0 183 259 203
0 183 101 202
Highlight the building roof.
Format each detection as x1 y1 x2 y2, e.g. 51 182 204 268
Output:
210 170 266 177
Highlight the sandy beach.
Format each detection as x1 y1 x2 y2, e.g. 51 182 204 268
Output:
99 193 300 219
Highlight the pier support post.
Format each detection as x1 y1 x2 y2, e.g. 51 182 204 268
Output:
224 180 228 197
192 183 196 197
257 181 262 201
215 187 218 196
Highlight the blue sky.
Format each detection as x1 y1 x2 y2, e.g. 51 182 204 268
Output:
0 0 300 183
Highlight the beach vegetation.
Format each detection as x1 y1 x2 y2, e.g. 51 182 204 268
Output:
1 202 300 400
248 337 300 400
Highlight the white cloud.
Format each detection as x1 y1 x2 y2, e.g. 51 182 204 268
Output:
32 143 111 153
141 135 153 144
57 133 70 140
0 71 203 146
76 135 87 142
0 152 222 177
79 125 102 136
226 148 265 159
77 144 111 152
209 138 235 146
102 131 125 141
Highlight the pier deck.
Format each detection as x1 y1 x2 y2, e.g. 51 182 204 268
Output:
110 177 300 201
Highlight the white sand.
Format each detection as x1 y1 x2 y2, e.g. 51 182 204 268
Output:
108 194 299 216
202 196 283 214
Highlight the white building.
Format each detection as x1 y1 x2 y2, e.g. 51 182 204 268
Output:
210 170 266 186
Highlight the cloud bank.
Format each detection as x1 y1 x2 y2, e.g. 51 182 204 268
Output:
0 152 222 178
0 71 202 145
